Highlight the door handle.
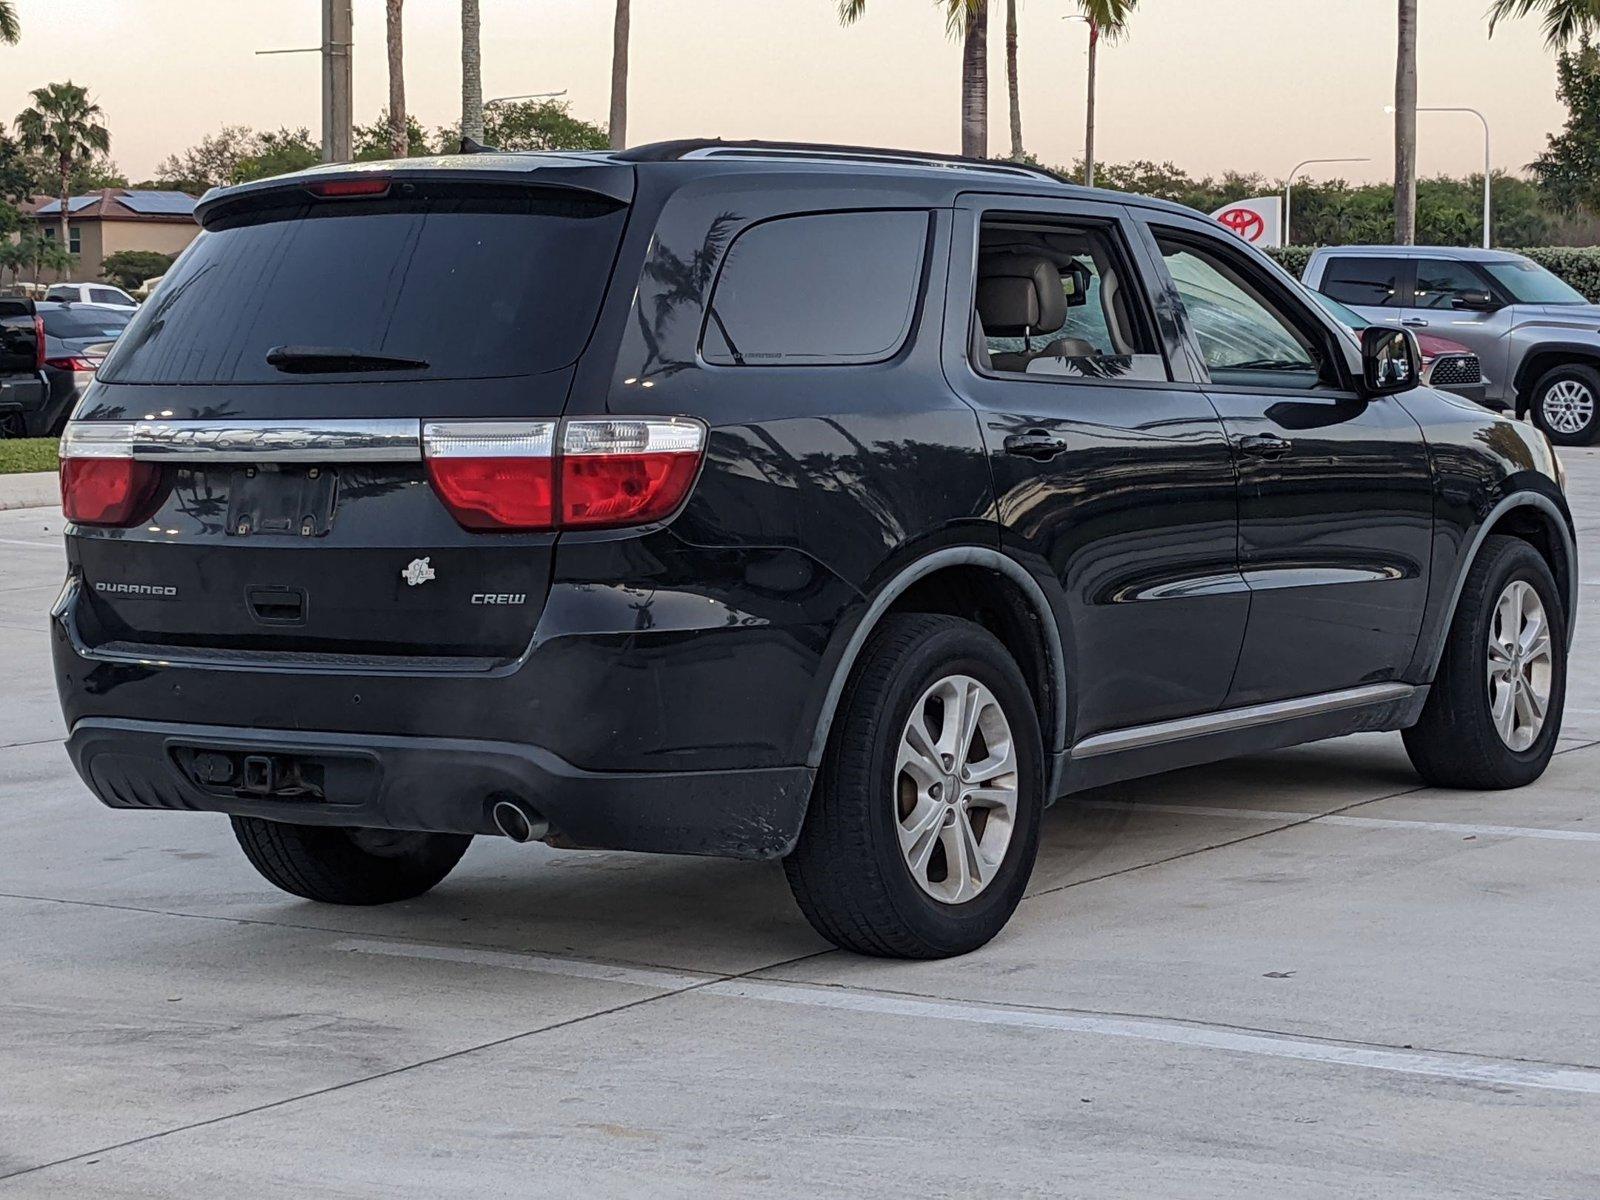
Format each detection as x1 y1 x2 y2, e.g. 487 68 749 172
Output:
1003 429 1071 461
1237 433 1292 459
1401 318 1429 328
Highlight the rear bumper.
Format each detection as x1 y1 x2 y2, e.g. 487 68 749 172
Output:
66 717 814 860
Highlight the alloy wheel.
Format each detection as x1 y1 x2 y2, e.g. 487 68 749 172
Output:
1541 379 1595 436
893 674 1019 904
1486 579 1553 752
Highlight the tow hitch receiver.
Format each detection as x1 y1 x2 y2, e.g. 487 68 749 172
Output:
172 746 330 800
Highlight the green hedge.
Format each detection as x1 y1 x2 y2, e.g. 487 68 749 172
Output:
1264 244 1600 302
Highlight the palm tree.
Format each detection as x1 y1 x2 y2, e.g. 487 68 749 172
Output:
1394 0 1418 244
461 0 484 146
839 0 989 159
15 82 109 248
386 0 407 158
1487 0 1600 47
1006 0 1023 160
1074 0 1137 188
610 0 630 150
0 0 19 44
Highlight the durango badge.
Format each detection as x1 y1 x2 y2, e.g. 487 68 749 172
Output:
401 557 436 587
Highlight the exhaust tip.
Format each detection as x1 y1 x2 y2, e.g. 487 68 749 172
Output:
491 798 547 844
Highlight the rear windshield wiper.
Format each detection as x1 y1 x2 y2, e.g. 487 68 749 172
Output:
266 345 429 374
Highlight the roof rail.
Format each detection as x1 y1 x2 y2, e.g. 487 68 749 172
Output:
614 139 1071 186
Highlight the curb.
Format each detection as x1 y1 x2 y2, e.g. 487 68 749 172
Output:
0 471 60 512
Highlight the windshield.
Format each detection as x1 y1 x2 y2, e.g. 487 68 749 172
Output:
1481 258 1588 306
100 184 627 384
42 307 132 339
1308 290 1369 332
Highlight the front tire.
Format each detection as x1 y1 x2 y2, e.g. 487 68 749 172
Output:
1529 363 1600 446
231 817 472 905
784 613 1044 959
1403 536 1566 789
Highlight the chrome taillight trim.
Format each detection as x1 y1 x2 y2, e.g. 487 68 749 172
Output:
561 417 706 456
421 420 557 459
60 419 423 462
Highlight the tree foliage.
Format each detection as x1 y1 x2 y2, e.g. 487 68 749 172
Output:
1532 43 1600 213
355 111 432 160
438 99 608 152
100 249 174 289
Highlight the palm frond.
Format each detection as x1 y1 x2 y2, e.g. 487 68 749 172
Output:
1487 0 1600 48
1075 0 1138 41
0 0 20 44
837 0 868 25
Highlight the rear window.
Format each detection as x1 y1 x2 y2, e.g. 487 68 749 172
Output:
701 210 929 366
42 307 132 338
1319 256 1405 308
100 185 627 384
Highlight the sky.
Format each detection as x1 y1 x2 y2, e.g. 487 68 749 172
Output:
0 0 1576 189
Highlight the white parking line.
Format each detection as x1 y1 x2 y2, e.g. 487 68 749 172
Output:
1079 801 1600 842
338 939 1600 1097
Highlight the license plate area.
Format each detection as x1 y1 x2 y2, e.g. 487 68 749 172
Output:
226 466 338 538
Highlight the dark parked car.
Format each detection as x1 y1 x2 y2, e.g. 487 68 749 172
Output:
37 302 132 436
54 144 1576 958
0 295 48 438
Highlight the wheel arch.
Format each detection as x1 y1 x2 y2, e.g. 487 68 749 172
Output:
1419 491 1578 679
1512 345 1600 417
803 547 1068 772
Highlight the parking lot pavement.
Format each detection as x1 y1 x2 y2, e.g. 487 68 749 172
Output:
3 445 1600 1197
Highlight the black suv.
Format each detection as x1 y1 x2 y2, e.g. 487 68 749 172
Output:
53 143 1576 959
1 294 48 437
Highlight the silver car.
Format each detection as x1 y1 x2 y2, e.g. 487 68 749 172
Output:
1304 245 1600 444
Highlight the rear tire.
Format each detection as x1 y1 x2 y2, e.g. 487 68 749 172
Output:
1403 536 1565 789
783 613 1044 959
231 817 471 905
1529 363 1600 446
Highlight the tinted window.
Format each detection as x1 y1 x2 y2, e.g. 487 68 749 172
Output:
1158 233 1330 391
1413 260 1491 310
1320 257 1405 308
42 307 132 338
101 186 627 384
701 211 928 366
89 287 132 306
1481 258 1587 305
45 287 74 301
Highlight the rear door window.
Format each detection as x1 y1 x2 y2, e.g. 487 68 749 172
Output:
1319 256 1407 308
701 210 929 366
99 185 628 384
1413 259 1494 310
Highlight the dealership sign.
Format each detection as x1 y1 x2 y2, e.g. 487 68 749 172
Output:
1210 197 1283 248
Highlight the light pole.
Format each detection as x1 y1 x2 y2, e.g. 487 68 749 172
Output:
485 90 567 107
256 0 352 163
1284 157 1371 246
1407 105 1493 249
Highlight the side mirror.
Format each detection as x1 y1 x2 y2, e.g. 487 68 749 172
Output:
1360 326 1421 397
1451 290 1500 312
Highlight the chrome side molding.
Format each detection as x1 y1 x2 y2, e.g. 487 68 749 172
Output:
60 419 423 463
1070 682 1419 760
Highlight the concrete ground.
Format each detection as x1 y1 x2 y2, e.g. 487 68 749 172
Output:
3 445 1600 1198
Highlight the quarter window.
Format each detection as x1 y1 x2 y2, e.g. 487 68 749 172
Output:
1320 256 1406 308
701 210 929 366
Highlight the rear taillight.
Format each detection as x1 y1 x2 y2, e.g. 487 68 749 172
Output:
422 417 706 532
423 422 557 531
307 177 391 198
59 423 164 526
45 355 99 372
33 316 44 372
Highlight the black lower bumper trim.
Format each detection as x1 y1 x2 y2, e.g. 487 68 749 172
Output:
67 719 815 860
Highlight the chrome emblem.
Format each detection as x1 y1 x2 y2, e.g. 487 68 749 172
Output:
401 557 436 587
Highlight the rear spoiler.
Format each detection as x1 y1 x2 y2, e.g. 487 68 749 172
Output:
196 154 634 228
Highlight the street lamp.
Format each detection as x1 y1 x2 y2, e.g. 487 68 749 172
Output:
1387 104 1492 249
1284 157 1371 247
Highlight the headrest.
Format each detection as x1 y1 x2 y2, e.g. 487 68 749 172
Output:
976 254 1066 336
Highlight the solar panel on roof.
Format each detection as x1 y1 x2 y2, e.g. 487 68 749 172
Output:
36 196 98 215
119 191 198 215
